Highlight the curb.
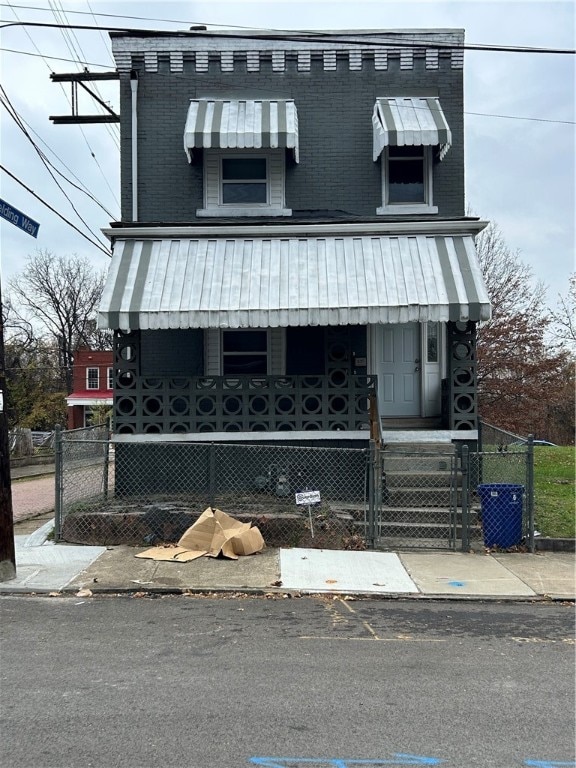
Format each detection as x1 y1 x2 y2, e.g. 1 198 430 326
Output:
1 585 573 603
535 538 575 553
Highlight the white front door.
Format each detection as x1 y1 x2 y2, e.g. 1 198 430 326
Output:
377 323 421 417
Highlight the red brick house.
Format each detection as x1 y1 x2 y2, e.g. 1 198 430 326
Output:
66 348 113 429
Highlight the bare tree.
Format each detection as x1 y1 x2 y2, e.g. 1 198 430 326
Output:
475 222 573 441
8 250 110 393
549 273 576 349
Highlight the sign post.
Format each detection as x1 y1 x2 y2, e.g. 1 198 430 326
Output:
295 489 321 540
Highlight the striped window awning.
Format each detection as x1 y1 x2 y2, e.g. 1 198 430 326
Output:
98 234 490 332
184 99 299 163
372 97 452 161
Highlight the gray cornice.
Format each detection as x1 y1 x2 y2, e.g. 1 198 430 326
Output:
103 220 488 241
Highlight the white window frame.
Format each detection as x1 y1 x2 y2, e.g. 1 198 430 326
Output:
107 367 114 390
197 149 291 217
377 145 438 215
86 367 99 390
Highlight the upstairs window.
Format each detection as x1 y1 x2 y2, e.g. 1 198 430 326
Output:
379 146 435 213
372 96 451 215
184 99 298 218
388 146 427 204
87 367 99 389
221 157 268 205
107 367 114 389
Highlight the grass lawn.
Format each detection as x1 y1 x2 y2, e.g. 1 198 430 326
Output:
534 446 575 539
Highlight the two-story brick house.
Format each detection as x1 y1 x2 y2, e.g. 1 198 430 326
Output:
97 28 490 480
66 348 113 429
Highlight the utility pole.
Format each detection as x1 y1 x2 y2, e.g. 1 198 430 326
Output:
0 279 16 581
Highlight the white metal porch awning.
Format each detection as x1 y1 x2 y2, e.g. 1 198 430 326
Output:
184 99 299 162
98 234 490 331
372 97 452 161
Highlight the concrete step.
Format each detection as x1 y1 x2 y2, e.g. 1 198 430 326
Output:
379 506 479 525
384 470 459 488
382 443 454 454
377 521 482 540
383 488 467 507
382 456 454 472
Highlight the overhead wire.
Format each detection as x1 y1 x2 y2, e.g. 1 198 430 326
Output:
1 83 112 248
3 2 120 207
0 18 574 54
47 0 119 149
0 45 111 66
0 164 111 257
0 89 116 217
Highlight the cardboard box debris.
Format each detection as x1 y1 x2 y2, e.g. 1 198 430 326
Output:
135 507 265 562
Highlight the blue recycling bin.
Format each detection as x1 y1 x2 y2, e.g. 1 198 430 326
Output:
477 483 524 548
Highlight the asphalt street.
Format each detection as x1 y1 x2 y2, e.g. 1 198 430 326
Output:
1 596 574 768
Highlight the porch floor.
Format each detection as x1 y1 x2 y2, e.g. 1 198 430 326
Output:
381 430 478 444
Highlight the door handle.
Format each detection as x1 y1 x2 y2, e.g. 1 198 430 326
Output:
415 366 421 372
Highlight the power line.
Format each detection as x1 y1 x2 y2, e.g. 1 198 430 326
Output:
2 4 121 207
0 164 111 257
0 44 111 67
1 85 111 248
46 0 120 148
0 19 574 54
0 90 116 217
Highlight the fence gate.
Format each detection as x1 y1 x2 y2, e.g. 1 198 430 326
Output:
373 446 461 550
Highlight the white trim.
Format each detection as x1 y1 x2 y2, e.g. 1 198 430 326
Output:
377 204 438 215
130 74 138 221
67 397 113 406
103 220 489 240
422 321 442 418
197 207 292 217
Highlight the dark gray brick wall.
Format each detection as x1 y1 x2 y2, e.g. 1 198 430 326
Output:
119 53 464 222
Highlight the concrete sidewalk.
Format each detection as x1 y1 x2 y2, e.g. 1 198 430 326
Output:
1 519 574 600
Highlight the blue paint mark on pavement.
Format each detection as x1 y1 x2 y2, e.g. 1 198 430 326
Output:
524 761 576 767
447 581 465 588
250 756 441 766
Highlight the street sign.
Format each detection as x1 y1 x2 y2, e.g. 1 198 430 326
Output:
0 198 39 238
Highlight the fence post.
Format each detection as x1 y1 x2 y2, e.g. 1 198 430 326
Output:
366 440 376 548
526 434 535 553
54 424 63 541
209 442 216 507
102 426 110 500
460 444 470 552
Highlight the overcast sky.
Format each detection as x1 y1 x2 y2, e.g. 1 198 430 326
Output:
0 0 574 308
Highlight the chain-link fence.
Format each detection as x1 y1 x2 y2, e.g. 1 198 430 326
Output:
479 420 525 451
54 424 111 541
56 432 375 550
55 427 534 552
463 444 534 552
